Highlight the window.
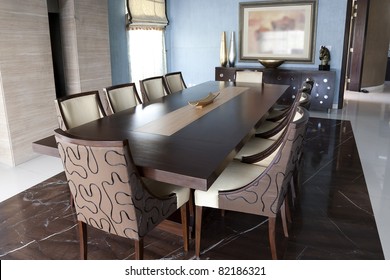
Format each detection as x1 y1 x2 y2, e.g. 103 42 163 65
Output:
126 0 168 95
128 29 167 90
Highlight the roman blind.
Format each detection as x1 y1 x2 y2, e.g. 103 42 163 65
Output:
127 0 168 29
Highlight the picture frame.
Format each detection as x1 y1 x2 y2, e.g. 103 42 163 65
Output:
239 0 317 62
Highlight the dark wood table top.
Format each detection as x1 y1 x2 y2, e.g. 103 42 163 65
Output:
33 81 288 190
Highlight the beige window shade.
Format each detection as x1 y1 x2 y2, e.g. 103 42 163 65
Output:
127 0 168 29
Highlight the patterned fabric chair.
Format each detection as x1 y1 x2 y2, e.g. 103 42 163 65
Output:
236 106 310 209
139 76 170 102
194 105 309 260
55 91 106 130
164 72 187 94
103 83 142 113
54 129 190 259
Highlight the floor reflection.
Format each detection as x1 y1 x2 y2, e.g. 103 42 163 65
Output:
0 118 383 260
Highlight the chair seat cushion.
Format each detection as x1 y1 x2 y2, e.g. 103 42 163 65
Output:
194 161 266 208
143 178 190 208
255 120 279 134
234 137 275 160
266 109 286 121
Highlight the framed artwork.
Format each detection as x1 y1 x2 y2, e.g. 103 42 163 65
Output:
239 1 317 62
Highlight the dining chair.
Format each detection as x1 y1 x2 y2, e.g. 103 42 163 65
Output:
194 105 309 260
235 105 309 213
54 129 190 260
55 91 106 130
103 83 142 113
265 79 313 122
299 81 312 110
164 72 187 94
235 70 263 84
255 90 303 141
304 77 314 91
234 90 303 167
139 75 170 102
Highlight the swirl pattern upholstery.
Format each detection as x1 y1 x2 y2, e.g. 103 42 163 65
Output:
54 129 190 259
194 104 309 260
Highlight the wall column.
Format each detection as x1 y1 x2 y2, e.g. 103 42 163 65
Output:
0 0 58 166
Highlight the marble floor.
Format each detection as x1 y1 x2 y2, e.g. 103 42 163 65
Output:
0 84 389 260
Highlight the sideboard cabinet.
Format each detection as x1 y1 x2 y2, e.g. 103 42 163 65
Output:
215 67 336 111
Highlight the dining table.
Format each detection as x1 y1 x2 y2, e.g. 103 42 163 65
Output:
33 80 289 192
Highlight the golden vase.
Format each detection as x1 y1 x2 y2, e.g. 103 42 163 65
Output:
219 31 227 67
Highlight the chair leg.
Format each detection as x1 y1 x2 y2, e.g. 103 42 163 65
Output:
70 193 75 209
285 196 292 224
268 217 277 260
195 206 203 258
188 190 195 238
290 176 297 208
134 239 144 260
180 203 189 252
78 221 87 260
280 200 289 238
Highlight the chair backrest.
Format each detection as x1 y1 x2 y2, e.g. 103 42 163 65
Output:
54 129 177 240
140 76 169 102
104 83 142 113
256 90 303 140
299 81 313 110
235 70 263 84
301 80 313 95
303 77 314 93
56 91 106 130
219 105 309 217
164 72 187 94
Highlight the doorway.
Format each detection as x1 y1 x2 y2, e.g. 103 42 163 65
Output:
48 12 66 98
345 0 369 92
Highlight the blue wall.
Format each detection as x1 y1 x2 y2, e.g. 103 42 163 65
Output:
108 0 130 85
166 0 348 107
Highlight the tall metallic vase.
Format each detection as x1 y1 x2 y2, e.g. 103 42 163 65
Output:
219 32 227 67
228 31 236 67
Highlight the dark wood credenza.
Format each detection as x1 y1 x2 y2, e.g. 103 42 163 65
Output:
215 66 336 111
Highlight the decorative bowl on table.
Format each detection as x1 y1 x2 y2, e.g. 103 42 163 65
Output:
188 92 220 108
258 59 285 69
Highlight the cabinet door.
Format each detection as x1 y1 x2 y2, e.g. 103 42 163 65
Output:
263 70 302 104
215 67 236 81
303 71 335 111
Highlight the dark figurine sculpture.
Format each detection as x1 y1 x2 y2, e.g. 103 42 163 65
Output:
319 46 330 70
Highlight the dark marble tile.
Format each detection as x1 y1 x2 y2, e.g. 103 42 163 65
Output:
0 118 384 260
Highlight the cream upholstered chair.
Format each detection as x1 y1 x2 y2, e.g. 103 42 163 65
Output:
164 72 187 94
235 70 263 84
103 83 142 113
194 105 309 259
54 129 190 260
299 81 312 110
255 90 302 141
55 91 106 130
237 106 310 209
140 76 170 102
237 92 306 210
268 78 313 120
